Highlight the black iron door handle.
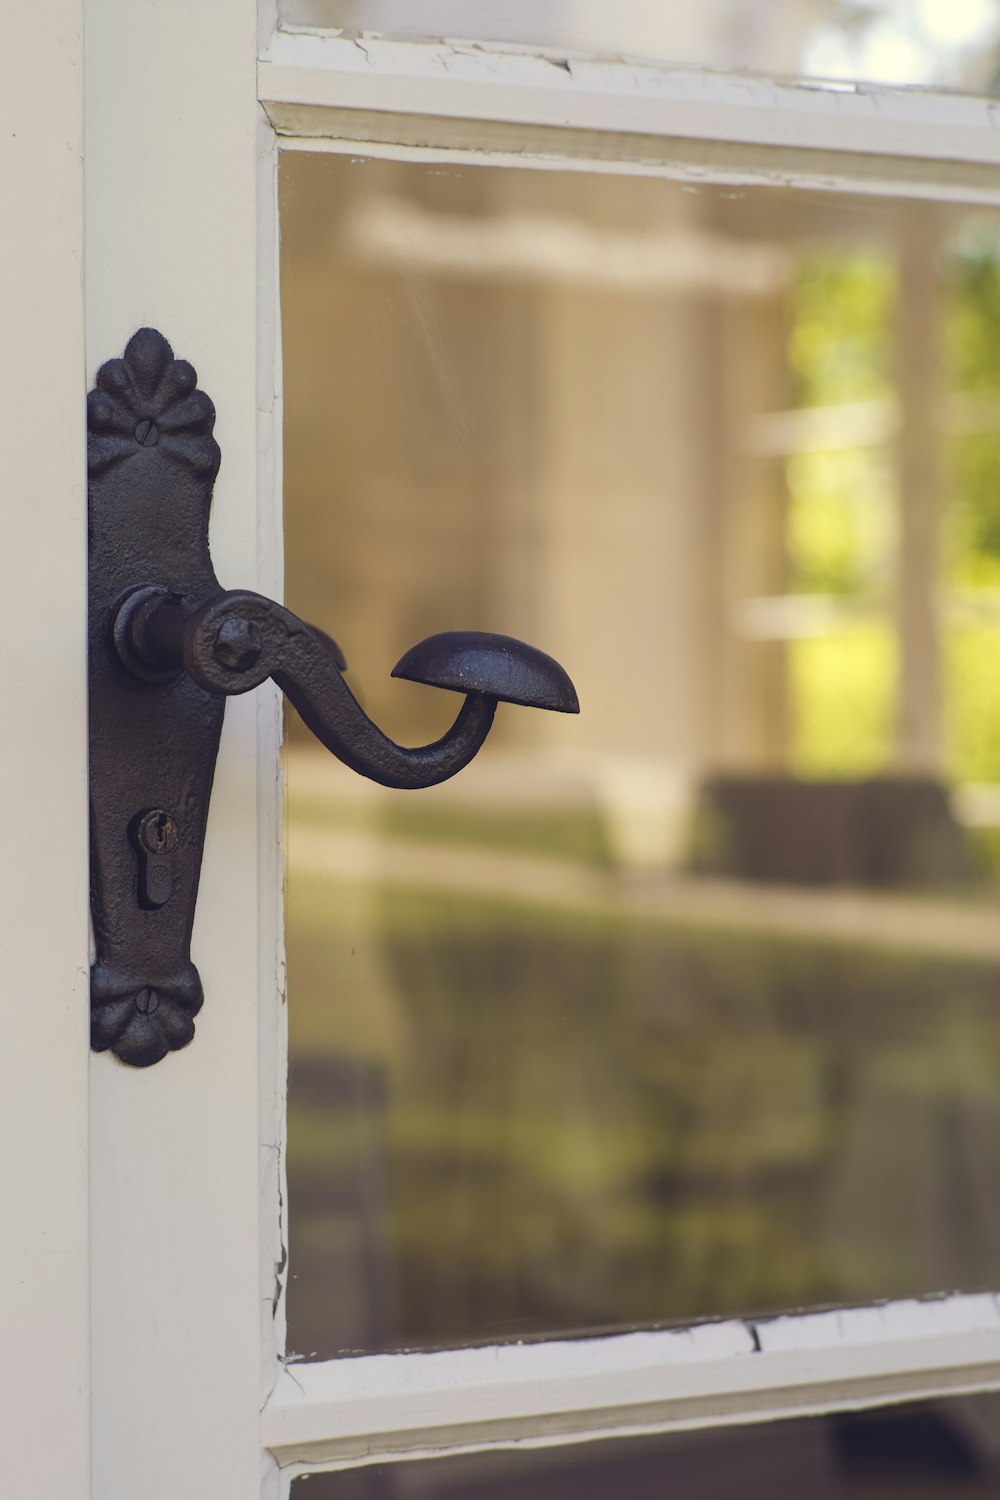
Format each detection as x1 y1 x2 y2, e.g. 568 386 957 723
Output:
116 587 576 789
88 328 578 1068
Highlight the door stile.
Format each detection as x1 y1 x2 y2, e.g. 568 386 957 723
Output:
85 2 273 1495
256 104 289 1416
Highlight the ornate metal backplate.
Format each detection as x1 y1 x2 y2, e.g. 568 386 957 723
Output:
88 329 224 1066
89 328 579 1068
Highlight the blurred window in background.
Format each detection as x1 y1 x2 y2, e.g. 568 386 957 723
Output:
281 155 1000 1358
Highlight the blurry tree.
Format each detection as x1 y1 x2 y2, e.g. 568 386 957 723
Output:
786 229 1000 784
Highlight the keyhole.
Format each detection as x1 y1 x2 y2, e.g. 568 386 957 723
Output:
136 809 179 856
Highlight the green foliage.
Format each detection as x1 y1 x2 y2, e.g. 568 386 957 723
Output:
786 448 894 597
790 624 896 777
946 627 1000 783
786 236 1000 787
937 239 1000 784
947 239 1000 579
788 251 893 408
949 432 1000 583
783 251 897 772
948 233 1000 395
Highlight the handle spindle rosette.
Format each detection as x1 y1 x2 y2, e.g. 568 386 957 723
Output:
89 328 579 1067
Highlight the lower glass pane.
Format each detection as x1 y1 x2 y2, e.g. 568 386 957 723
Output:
281 153 1000 1357
291 1398 1000 1498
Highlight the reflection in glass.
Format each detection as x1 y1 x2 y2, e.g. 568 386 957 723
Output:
291 1397 1000 1498
280 0 1000 95
281 153 1000 1357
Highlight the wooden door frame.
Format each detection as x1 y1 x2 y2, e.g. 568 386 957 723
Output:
84 2 279 1496
259 17 1000 1494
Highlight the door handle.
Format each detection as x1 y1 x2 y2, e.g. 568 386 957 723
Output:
89 328 578 1068
116 588 576 789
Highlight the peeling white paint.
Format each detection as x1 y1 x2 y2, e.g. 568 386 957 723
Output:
263 1294 1000 1473
259 32 1000 204
260 29 1000 167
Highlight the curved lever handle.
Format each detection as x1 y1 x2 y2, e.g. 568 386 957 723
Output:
117 587 578 790
88 326 579 1066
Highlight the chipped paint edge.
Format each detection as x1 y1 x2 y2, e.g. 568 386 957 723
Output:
258 31 1000 205
263 1294 1000 1474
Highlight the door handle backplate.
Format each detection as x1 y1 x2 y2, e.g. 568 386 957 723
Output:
88 328 578 1067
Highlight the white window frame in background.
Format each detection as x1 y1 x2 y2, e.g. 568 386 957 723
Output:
9 5 1000 1498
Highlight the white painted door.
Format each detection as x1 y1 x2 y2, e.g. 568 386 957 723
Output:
85 3 272 1496
8 4 1000 1497
1 4 89 1496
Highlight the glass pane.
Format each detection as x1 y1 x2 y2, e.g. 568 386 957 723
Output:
279 0 1000 95
290 1396 1000 1497
281 153 1000 1358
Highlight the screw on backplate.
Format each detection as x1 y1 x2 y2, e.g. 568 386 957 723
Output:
134 419 159 447
135 987 160 1015
213 616 263 672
